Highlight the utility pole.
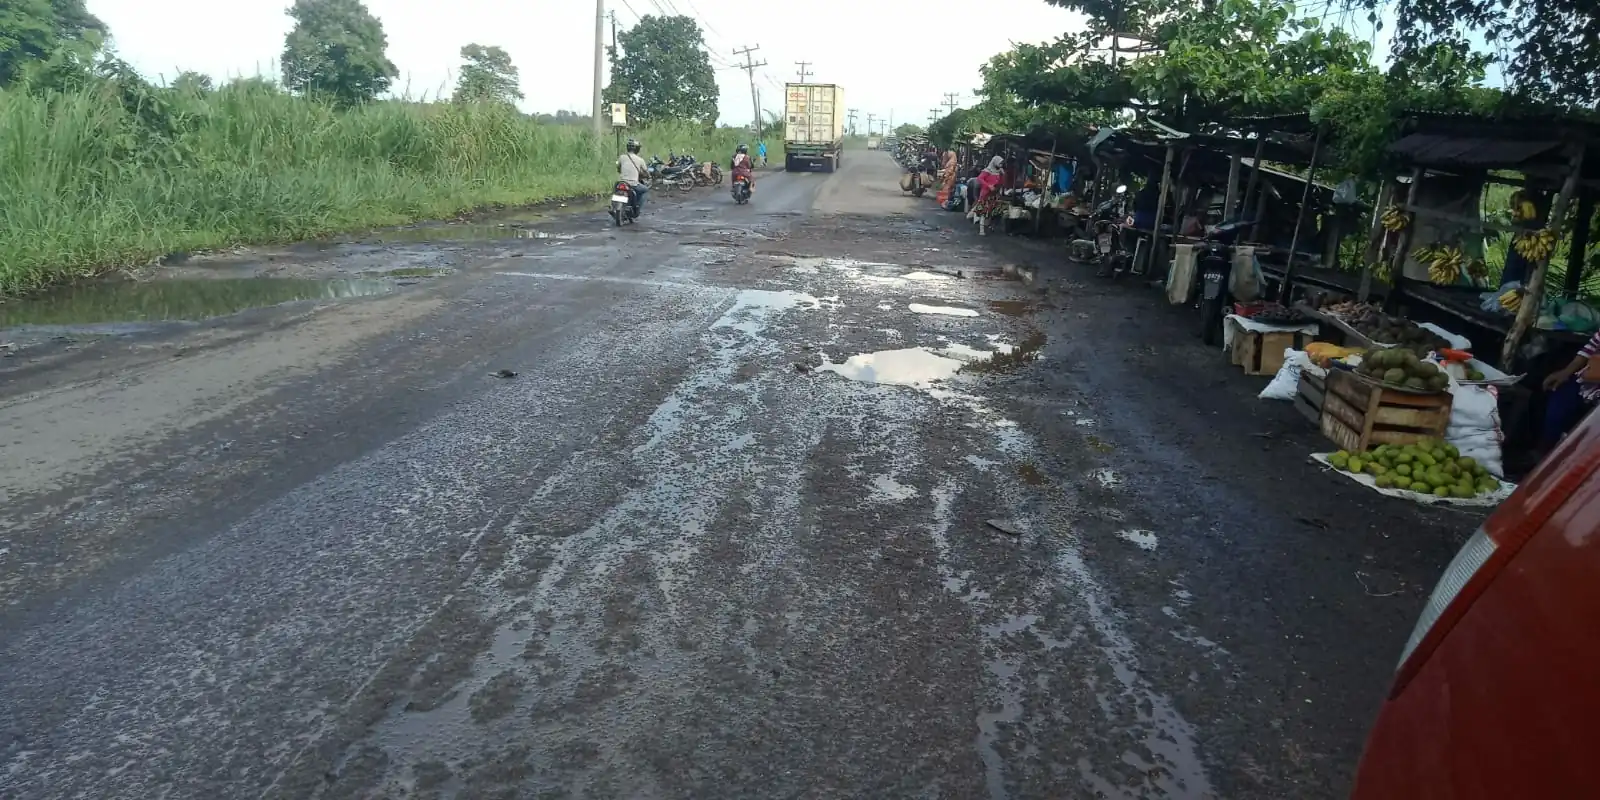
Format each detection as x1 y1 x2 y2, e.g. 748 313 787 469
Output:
795 61 812 83
943 92 959 115
866 113 876 136
928 109 940 125
733 45 767 140
592 0 605 139
847 108 858 135
608 10 617 53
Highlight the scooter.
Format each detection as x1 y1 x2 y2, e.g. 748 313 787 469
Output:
1195 218 1255 345
731 173 752 204
609 180 639 227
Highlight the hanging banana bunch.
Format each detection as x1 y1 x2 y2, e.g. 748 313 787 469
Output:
1372 260 1394 284
1512 227 1558 261
1427 245 1464 285
1499 287 1524 312
1466 258 1489 284
1510 191 1539 224
1411 244 1440 264
1380 204 1411 232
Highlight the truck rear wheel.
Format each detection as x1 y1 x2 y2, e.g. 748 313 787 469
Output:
822 155 836 174
784 155 796 172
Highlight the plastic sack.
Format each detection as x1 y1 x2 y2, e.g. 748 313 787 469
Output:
1260 349 1323 401
1445 383 1505 478
1333 178 1360 205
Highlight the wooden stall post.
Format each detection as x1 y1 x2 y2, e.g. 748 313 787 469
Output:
1276 123 1325 303
1356 182 1394 302
1563 190 1594 299
1382 169 1423 314
1035 136 1058 235
1152 143 1177 278
1224 153 1242 220
1502 148 1586 367
1241 133 1267 237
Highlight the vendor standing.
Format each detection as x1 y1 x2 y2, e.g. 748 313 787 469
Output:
1131 180 1161 231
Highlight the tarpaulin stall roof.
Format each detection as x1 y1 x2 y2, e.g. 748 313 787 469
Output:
1387 110 1600 189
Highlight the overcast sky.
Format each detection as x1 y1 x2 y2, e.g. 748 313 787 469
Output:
88 0 1432 127
88 0 1087 128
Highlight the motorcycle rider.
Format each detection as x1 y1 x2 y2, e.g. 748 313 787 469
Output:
731 143 755 195
618 138 650 213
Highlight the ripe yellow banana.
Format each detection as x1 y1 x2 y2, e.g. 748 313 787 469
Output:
1499 288 1523 311
1381 205 1410 232
1513 228 1557 261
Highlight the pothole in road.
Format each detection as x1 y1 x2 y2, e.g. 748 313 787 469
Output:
0 277 396 328
816 347 964 388
909 303 979 317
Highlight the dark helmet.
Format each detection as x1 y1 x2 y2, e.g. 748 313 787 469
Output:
626 138 641 153
737 143 749 153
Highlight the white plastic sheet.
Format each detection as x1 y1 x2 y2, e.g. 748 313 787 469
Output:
1310 453 1515 507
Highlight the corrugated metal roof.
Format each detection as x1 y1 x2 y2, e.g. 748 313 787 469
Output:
1387 133 1563 167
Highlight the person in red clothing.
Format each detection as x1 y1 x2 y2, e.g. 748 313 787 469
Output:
1539 329 1600 448
731 143 755 194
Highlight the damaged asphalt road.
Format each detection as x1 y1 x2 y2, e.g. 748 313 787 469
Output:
0 153 1466 799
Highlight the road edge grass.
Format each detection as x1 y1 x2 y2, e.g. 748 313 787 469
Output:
1 82 786 298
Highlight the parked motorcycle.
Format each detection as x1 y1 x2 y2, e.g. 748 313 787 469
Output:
1195 218 1255 345
650 156 697 191
731 173 752 204
609 180 639 226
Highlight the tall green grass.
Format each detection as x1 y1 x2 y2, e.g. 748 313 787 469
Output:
0 81 759 296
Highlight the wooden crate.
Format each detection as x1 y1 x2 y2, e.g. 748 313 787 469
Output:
1295 370 1326 426
1230 329 1311 376
1319 369 1452 453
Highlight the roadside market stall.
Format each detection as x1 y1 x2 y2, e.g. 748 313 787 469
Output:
968 129 1086 235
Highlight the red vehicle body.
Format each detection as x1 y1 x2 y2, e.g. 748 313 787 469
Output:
1353 407 1600 798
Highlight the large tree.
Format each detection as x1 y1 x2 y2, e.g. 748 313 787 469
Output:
1373 0 1600 106
603 15 717 126
0 0 105 85
453 44 521 105
280 0 397 107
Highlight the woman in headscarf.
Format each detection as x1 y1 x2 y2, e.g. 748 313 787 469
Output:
936 150 959 209
971 156 1007 222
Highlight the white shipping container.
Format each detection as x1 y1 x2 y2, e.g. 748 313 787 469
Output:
784 83 845 147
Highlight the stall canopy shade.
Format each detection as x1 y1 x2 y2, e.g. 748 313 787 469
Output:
1388 134 1564 169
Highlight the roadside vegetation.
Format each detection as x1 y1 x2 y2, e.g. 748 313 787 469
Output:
0 0 769 298
928 0 1600 293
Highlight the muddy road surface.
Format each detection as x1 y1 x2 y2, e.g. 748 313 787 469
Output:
0 153 1468 798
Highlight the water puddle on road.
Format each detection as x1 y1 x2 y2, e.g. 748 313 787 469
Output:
816 347 964 388
0 278 393 327
909 303 979 318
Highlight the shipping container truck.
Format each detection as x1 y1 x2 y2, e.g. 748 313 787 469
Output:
784 83 845 173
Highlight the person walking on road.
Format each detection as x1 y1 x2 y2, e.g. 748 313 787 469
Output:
757 141 768 168
618 138 650 213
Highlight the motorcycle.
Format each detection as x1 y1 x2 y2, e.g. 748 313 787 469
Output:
609 181 640 226
609 180 639 226
1068 185 1131 277
731 173 752 204
650 156 697 191
1195 218 1255 345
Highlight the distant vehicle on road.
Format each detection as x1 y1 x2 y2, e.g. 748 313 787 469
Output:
866 136 881 150
1352 408 1600 798
784 83 845 173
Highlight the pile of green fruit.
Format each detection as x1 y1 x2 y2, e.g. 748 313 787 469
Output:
1328 439 1502 498
1357 347 1451 392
